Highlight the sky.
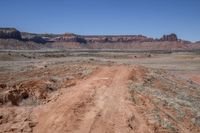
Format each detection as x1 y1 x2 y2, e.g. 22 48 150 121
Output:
0 0 200 41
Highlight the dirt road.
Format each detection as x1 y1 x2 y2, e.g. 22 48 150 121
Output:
1 63 199 132
32 65 152 133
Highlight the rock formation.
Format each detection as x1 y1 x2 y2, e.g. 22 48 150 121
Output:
159 33 178 41
81 35 153 43
0 27 200 50
0 28 22 40
49 33 87 43
25 36 47 44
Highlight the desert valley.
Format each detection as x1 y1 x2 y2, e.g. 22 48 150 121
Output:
0 28 200 133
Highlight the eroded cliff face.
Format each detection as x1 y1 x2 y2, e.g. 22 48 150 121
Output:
49 33 87 43
82 35 154 43
159 33 178 41
37 34 155 44
0 27 199 50
0 28 180 44
0 28 22 40
46 33 179 43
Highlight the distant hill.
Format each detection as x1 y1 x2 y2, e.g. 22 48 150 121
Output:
0 28 22 40
0 28 199 51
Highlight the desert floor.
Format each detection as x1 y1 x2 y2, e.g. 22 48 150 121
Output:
0 51 200 133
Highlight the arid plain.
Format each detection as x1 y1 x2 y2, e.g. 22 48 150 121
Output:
0 50 200 133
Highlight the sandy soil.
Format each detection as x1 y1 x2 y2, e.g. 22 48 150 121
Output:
32 65 152 133
0 51 200 133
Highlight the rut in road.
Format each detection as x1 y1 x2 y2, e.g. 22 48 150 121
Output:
33 65 152 133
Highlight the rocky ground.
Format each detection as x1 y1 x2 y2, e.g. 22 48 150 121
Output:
0 51 200 133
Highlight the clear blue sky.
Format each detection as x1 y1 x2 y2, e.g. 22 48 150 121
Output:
0 0 200 41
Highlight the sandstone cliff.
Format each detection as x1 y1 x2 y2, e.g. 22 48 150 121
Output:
0 28 199 51
0 28 22 40
159 33 178 41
